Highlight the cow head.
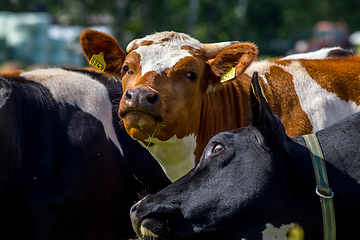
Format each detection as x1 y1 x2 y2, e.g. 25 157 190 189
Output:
128 72 321 240
81 30 258 181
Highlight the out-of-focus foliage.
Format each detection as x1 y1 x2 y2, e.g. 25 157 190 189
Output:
1 0 360 55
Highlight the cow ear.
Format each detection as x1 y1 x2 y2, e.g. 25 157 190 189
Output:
208 42 258 88
250 72 287 145
80 29 126 75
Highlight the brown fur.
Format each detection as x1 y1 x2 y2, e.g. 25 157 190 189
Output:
262 66 313 136
300 57 360 104
196 78 252 162
0 70 24 78
81 30 360 166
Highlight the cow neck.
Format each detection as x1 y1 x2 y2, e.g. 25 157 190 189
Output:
196 77 252 164
138 134 197 182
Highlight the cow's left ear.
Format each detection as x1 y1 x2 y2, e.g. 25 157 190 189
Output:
208 43 258 88
80 29 127 75
250 72 287 145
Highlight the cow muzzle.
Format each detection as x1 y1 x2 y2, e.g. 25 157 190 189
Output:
130 197 182 240
119 88 163 131
130 200 165 240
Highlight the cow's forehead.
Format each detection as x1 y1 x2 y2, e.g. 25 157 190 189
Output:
127 32 204 75
127 31 204 52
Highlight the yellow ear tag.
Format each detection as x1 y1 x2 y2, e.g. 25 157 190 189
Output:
220 67 236 83
89 52 106 72
251 82 268 103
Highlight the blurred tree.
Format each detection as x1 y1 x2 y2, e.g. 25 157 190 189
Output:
187 0 199 36
3 0 360 55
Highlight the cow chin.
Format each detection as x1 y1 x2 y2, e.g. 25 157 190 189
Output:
138 220 167 240
123 111 157 131
122 112 168 143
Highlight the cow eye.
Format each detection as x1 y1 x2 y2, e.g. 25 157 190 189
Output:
122 65 130 74
185 72 197 81
212 143 224 154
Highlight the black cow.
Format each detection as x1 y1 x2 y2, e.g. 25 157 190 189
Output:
130 72 360 240
0 68 170 240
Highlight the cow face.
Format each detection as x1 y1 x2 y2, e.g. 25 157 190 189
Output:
81 30 258 181
118 33 209 143
129 73 321 240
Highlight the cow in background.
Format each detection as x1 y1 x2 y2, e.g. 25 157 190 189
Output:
0 68 170 240
81 30 360 182
129 72 360 240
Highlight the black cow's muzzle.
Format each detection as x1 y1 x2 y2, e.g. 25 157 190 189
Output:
130 197 181 240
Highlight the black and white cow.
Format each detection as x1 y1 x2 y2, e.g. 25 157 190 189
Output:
0 68 170 240
130 72 360 240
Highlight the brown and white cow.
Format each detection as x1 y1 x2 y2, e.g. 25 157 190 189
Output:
81 30 360 182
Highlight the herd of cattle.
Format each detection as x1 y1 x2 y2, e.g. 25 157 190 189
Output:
1 29 360 239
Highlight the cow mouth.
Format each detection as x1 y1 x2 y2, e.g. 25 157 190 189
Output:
121 110 163 131
138 218 170 240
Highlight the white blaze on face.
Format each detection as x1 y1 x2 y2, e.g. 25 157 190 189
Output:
138 134 197 182
21 68 122 152
128 32 204 76
262 223 295 240
136 44 193 75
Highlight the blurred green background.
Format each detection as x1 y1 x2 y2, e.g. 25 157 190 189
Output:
1 0 360 71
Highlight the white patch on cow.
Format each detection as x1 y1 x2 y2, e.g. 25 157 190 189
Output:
130 32 203 76
281 47 342 60
262 223 295 240
136 44 193 75
245 60 360 132
138 134 197 182
245 47 343 83
281 61 360 132
21 68 122 152
244 60 272 84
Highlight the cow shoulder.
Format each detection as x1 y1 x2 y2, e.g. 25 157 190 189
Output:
20 68 121 150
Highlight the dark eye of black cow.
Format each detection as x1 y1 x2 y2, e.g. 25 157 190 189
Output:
212 143 225 154
185 72 197 81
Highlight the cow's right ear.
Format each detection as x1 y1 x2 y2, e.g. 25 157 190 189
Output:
250 72 287 146
80 29 126 75
208 42 258 89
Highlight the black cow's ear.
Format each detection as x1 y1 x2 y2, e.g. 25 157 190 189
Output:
250 72 286 145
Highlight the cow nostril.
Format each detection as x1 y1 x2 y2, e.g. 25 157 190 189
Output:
130 203 138 214
146 92 159 104
130 199 143 215
125 90 133 100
